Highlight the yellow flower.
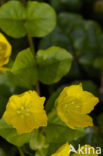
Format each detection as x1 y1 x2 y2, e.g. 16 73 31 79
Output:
57 84 99 129
73 145 98 156
3 90 47 134
0 33 12 70
51 142 71 156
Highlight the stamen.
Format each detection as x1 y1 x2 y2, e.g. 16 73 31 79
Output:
17 110 21 114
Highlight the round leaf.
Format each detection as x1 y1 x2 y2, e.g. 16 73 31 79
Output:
11 48 37 88
0 1 26 38
30 130 48 150
0 1 56 38
25 1 56 37
36 46 72 84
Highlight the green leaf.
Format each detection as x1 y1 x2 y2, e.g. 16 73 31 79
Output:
29 130 49 151
36 46 72 84
35 149 48 156
0 1 26 38
0 119 32 147
25 1 56 37
40 13 103 67
0 1 56 38
11 48 37 88
46 142 64 156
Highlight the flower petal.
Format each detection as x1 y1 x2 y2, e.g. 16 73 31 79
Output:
51 142 70 156
80 91 99 114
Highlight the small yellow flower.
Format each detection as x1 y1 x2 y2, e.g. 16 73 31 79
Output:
73 145 98 156
51 142 71 156
3 90 47 134
57 84 99 129
0 33 12 70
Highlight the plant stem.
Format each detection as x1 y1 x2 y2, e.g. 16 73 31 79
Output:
17 147 25 156
35 80 41 96
27 35 35 55
27 35 41 95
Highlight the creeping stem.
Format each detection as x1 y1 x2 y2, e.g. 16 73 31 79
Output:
27 35 41 96
27 35 35 55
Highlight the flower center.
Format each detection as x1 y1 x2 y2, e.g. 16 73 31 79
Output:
62 97 82 114
16 105 30 118
0 42 7 56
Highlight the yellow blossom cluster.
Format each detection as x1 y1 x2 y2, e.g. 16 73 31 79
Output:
3 84 99 135
1 34 99 139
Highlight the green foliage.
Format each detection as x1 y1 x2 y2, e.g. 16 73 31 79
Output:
0 47 72 88
0 119 32 147
50 0 83 12
29 130 49 150
36 46 72 84
0 1 56 38
25 1 56 37
39 13 103 67
0 1 26 38
11 48 37 88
